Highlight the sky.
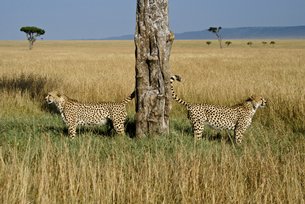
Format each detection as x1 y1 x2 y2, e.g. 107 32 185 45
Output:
1 0 305 40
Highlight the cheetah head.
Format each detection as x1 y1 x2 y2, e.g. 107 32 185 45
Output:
247 95 267 109
45 91 65 105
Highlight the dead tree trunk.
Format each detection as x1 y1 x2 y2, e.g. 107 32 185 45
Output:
134 0 174 138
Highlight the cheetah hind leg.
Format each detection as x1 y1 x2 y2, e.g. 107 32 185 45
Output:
112 120 125 136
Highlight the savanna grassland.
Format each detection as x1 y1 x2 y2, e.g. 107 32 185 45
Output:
0 40 304 203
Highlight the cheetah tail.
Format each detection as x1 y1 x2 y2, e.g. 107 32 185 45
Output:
122 90 136 104
170 75 189 107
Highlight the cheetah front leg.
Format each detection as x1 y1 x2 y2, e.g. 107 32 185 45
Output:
234 126 246 144
66 120 77 138
64 112 77 139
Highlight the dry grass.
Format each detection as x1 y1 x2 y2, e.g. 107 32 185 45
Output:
0 40 304 203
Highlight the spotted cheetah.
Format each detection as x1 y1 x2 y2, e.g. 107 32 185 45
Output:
170 75 266 144
45 90 135 138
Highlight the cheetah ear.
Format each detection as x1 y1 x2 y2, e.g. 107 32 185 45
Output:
175 75 182 82
247 95 255 101
56 92 62 97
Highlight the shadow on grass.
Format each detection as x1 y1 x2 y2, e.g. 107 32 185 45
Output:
0 73 61 113
173 119 234 144
0 73 59 99
210 131 234 144
125 117 136 138
43 116 136 138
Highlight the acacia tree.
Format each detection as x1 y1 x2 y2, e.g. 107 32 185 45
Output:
225 41 232 47
247 41 253 47
20 26 45 50
208 27 222 48
134 0 174 137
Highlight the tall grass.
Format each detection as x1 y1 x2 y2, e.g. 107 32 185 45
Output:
0 40 304 203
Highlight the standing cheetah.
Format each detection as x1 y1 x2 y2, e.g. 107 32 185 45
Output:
170 75 266 144
45 91 135 138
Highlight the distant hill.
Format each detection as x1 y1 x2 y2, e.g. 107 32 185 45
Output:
102 25 305 40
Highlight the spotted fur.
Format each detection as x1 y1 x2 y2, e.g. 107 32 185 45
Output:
45 91 135 138
170 75 266 144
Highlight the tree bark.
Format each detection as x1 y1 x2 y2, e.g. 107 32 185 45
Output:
134 0 174 138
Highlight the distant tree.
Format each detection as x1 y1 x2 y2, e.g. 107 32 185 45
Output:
20 26 45 50
247 41 253 47
225 41 232 47
270 41 276 46
262 41 267 45
206 41 212 46
208 27 223 48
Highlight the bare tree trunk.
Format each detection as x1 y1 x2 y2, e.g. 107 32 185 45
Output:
29 40 34 50
134 0 174 138
216 33 223 49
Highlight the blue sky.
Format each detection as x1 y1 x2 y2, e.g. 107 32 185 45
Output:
1 0 305 40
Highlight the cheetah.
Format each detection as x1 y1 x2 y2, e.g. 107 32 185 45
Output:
170 75 266 144
45 90 135 138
